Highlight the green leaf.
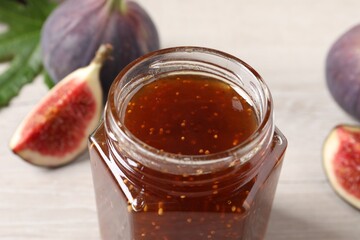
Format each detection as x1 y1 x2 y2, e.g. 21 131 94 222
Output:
0 0 57 106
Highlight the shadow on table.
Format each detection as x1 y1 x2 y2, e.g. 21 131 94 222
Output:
266 206 342 240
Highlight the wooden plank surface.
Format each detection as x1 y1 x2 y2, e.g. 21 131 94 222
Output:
1 0 360 239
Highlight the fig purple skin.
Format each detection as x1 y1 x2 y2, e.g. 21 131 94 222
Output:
41 0 160 98
326 24 360 121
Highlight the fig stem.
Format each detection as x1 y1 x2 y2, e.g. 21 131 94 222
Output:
107 0 127 13
92 44 113 66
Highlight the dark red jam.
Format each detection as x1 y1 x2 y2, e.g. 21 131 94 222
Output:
124 74 258 155
89 47 287 240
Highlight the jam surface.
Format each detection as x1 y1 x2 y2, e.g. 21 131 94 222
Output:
124 74 258 155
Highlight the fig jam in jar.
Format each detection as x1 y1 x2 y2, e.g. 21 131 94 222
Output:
89 47 287 240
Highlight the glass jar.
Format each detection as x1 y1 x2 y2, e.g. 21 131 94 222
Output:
88 47 287 240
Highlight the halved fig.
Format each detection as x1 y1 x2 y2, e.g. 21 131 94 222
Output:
9 45 112 167
323 125 360 209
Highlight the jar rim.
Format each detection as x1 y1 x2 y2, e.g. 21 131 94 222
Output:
106 46 273 169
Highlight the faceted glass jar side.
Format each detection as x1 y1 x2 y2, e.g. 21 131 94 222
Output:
88 47 287 240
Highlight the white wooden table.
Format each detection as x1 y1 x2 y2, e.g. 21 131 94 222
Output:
1 0 360 239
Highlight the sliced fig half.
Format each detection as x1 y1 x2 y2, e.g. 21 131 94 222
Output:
323 125 360 209
9 45 112 167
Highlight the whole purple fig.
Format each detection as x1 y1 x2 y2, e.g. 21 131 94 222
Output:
326 24 360 121
41 0 160 97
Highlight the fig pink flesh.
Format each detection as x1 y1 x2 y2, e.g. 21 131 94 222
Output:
334 127 360 199
13 79 96 157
